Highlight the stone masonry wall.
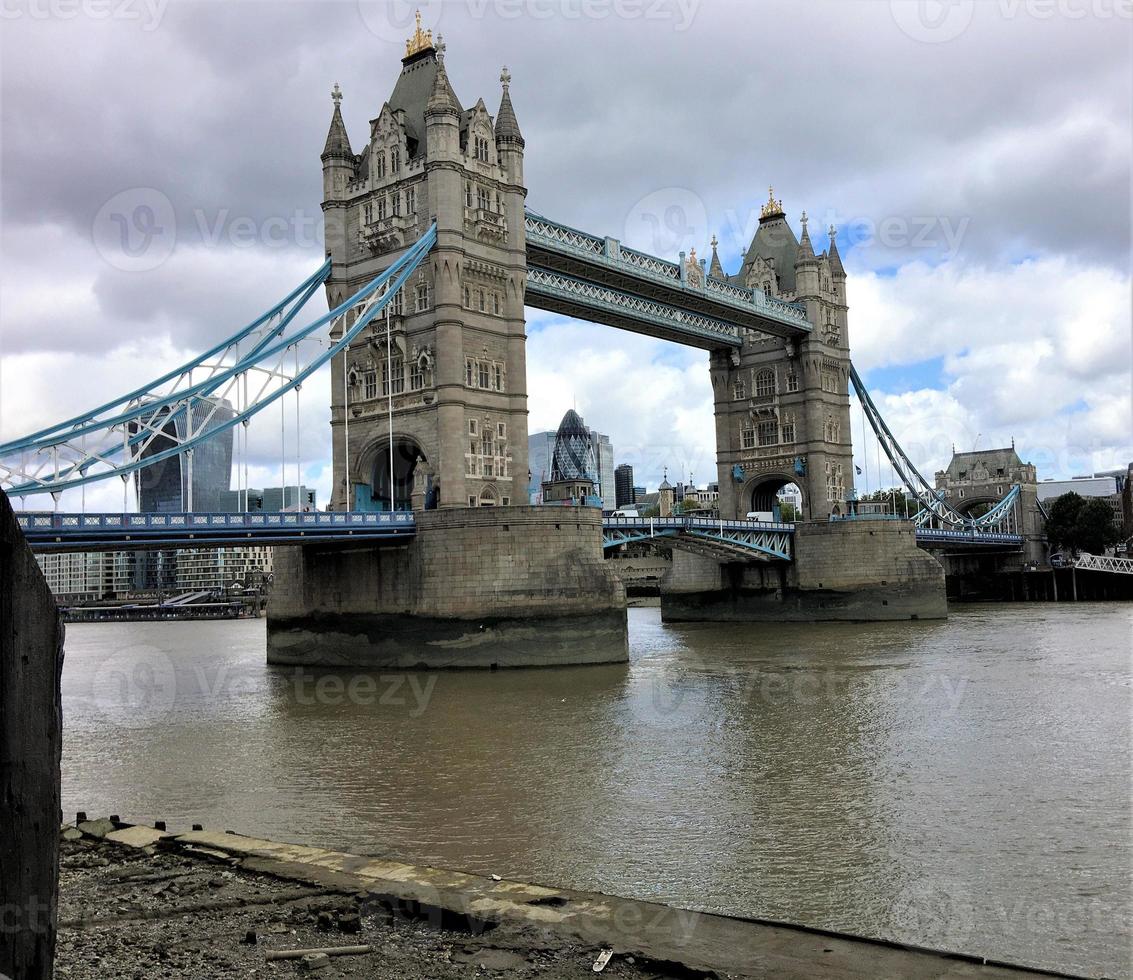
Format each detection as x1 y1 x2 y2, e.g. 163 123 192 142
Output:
1 489 64 980
267 507 628 668
662 519 947 623
792 519 943 591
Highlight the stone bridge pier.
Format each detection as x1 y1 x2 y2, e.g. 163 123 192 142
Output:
661 520 948 622
267 507 628 668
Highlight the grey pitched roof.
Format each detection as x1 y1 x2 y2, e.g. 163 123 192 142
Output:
387 48 463 158
796 220 816 264
828 229 845 278
944 447 1025 477
495 86 523 143
733 215 800 294
708 239 725 279
322 103 353 160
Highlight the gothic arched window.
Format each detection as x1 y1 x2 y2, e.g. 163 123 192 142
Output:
390 147 400 174
375 151 386 180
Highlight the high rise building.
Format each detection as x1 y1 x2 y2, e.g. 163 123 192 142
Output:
589 429 615 510
542 410 599 505
134 397 235 513
615 464 635 508
527 430 556 503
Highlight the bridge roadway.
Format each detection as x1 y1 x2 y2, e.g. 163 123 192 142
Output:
20 511 1023 557
18 510 415 552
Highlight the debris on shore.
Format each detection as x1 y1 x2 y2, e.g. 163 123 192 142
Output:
56 831 712 979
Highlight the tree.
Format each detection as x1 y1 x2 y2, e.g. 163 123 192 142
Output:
678 498 701 513
1044 492 1119 554
778 501 797 522
640 505 660 518
861 487 915 519
1045 492 1083 551
1075 497 1119 555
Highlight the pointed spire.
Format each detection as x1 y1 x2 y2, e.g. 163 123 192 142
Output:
322 82 353 160
708 234 725 279
796 210 816 264
425 59 458 116
495 65 524 145
828 224 845 278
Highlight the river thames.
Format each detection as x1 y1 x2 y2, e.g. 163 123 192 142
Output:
60 603 1131 978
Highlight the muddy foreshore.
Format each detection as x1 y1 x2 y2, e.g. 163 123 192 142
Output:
57 833 679 980
55 819 1084 980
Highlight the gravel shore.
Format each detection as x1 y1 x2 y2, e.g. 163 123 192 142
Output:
56 834 715 979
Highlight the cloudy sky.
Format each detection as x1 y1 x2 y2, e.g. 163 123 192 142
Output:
1 0 1129 510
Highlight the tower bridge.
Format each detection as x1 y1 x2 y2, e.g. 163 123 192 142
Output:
1 20 1035 666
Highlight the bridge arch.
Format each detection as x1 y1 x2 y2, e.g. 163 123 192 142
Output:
742 472 805 521
953 495 999 519
357 434 428 512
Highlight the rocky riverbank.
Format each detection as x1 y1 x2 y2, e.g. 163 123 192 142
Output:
56 831 705 979
56 819 1081 980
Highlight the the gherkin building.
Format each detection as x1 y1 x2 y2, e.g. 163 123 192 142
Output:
549 409 597 485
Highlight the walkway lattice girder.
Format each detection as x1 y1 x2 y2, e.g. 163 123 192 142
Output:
525 212 811 342
602 517 793 562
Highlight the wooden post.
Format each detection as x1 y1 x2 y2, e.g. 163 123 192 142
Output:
1 489 64 980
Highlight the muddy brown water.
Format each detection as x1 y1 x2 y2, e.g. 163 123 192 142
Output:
60 603 1132 978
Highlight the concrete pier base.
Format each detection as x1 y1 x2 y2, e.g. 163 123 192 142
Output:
267 506 628 668
661 520 947 622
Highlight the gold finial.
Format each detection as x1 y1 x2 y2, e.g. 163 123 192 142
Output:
710 233 718 250
500 65 511 91
829 224 837 242
331 82 342 107
405 9 434 58
688 246 697 263
760 185 784 220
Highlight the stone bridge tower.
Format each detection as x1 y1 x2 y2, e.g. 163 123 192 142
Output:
709 189 854 521
322 21 528 511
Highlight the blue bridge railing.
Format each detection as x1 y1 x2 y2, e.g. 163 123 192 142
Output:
19 511 416 551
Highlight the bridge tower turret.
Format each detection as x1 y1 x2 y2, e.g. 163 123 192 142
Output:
711 191 855 521
322 22 529 512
